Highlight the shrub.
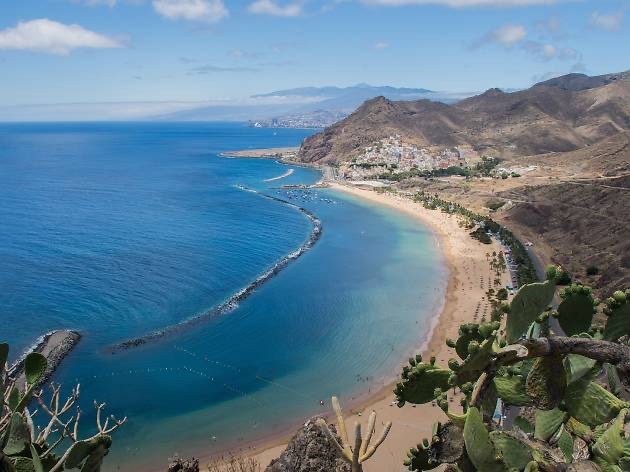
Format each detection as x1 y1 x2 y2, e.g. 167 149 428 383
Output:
586 265 599 276
485 199 506 211
496 288 508 300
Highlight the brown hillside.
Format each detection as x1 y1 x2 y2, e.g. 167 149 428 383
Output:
498 174 630 295
298 72 630 164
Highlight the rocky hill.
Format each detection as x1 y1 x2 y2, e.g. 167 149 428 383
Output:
298 71 630 164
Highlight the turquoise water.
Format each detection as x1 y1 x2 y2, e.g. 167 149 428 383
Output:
0 122 447 471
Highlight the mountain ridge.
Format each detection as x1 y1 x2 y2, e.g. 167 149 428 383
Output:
297 70 630 164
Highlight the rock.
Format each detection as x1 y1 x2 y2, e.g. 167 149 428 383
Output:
265 417 351 472
168 456 199 472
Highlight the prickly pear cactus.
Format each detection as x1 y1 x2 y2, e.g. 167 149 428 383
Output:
525 354 567 410
506 279 556 343
397 275 630 472
603 290 630 341
395 354 452 406
555 284 596 336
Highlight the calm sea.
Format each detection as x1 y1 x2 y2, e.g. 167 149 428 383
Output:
0 122 447 471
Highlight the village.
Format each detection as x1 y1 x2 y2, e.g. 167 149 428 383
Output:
338 134 488 180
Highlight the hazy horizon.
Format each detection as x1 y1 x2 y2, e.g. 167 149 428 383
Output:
1 0 628 120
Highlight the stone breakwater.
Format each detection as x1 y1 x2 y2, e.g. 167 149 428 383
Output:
107 187 322 353
9 330 81 387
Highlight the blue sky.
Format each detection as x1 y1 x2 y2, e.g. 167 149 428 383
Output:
0 0 628 118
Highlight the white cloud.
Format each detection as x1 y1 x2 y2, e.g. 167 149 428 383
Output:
373 41 389 49
541 44 556 58
493 24 527 45
521 41 580 61
153 0 229 23
362 0 567 6
590 11 624 32
0 19 123 55
248 0 303 17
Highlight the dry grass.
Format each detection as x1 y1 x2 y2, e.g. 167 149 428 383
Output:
206 454 261 472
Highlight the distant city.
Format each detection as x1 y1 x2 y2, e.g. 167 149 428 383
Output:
249 110 348 129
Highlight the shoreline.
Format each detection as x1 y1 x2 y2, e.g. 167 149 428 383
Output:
219 147 299 159
252 182 511 471
151 180 510 471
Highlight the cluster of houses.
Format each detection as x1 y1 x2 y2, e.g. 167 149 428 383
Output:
338 135 485 180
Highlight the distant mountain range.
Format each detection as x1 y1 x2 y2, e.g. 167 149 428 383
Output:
298 71 630 163
157 84 468 124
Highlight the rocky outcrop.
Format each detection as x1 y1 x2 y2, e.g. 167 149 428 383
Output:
8 330 81 388
265 417 351 472
167 457 199 472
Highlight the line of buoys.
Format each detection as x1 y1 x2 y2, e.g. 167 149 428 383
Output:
174 346 321 405
174 345 242 373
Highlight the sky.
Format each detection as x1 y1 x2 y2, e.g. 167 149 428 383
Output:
0 0 628 119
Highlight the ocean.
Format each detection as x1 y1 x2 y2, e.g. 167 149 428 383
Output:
0 122 447 471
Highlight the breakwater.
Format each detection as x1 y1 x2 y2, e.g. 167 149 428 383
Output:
107 187 322 353
9 330 81 387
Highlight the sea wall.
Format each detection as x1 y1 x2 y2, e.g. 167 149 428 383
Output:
107 187 322 353
8 330 81 387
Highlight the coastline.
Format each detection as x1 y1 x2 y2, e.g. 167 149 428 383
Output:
224 181 510 471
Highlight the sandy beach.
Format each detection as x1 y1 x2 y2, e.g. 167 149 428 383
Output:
220 147 299 159
251 182 511 471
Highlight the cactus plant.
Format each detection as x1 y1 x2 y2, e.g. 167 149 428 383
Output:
556 285 596 336
394 274 630 472
317 396 391 472
0 343 125 472
603 293 630 341
506 280 556 343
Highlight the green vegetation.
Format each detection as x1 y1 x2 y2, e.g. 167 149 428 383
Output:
0 344 125 471
470 227 492 244
412 191 538 286
485 199 506 211
378 166 471 182
474 156 500 177
392 266 630 471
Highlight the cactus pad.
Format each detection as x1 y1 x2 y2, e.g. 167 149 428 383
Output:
603 295 630 341
534 408 568 441
564 377 626 427
556 286 596 336
506 280 556 343
489 431 533 470
395 358 452 406
526 354 567 410
592 409 627 468
493 374 532 406
463 407 505 472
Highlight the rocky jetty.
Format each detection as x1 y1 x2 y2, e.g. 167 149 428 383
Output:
108 187 323 353
9 330 81 387
265 417 351 472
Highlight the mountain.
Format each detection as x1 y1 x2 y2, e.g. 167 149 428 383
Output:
495 132 630 294
155 84 465 124
297 71 630 164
